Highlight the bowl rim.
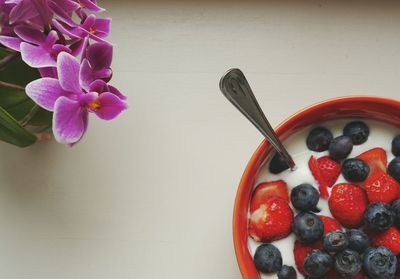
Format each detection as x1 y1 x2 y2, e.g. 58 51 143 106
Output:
232 95 400 278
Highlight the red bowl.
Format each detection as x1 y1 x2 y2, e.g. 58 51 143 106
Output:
233 96 400 279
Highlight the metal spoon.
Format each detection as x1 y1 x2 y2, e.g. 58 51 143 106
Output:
219 68 296 170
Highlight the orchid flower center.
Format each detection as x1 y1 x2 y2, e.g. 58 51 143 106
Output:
87 98 101 111
79 1 85 8
89 27 95 34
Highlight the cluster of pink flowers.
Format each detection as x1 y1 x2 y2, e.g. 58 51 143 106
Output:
0 0 127 144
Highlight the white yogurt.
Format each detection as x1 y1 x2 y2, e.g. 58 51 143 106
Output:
247 119 399 279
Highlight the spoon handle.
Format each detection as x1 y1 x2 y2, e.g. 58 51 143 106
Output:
219 68 296 170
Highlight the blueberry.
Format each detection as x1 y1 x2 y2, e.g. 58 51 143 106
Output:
334 249 362 277
388 157 400 183
304 250 333 278
363 246 397 279
392 135 400 156
364 202 394 232
341 158 370 182
329 135 353 161
269 152 290 174
277 265 297 279
253 244 282 273
397 255 400 274
346 229 370 253
292 212 324 244
391 199 400 229
290 184 320 212
323 231 348 253
306 127 333 152
343 121 370 145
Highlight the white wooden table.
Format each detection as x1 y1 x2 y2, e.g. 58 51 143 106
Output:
0 1 399 278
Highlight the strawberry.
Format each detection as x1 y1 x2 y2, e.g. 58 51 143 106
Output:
319 215 342 235
365 170 400 204
371 226 400 255
353 272 366 279
356 147 387 173
293 240 323 275
329 183 368 228
309 156 341 198
248 197 293 243
250 180 289 212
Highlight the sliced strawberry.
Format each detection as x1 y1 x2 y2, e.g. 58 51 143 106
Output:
319 215 342 235
309 156 341 198
293 240 323 275
248 197 293 243
329 183 368 228
250 180 289 212
317 157 342 186
357 147 387 174
371 226 400 255
365 170 400 204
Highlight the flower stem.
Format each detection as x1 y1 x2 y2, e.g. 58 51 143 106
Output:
20 105 39 127
0 52 19 70
0 80 25 91
35 131 51 141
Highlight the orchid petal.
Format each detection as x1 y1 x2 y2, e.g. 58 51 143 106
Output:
88 79 107 93
25 78 66 110
52 0 79 13
94 92 127 120
68 108 88 147
76 8 87 20
44 30 58 47
0 35 21 51
78 27 108 43
70 37 88 57
31 0 53 25
81 14 96 30
48 1 77 26
57 52 80 93
87 42 112 70
51 44 71 56
38 67 57 78
79 58 93 91
88 80 126 100
108 85 127 100
53 96 87 144
9 0 35 24
92 18 111 37
80 0 104 12
14 26 46 45
20 42 56 67
52 19 83 39
80 91 97 104
93 68 112 80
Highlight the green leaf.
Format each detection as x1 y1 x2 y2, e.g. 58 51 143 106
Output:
0 105 37 147
28 107 53 126
0 48 40 86
0 48 52 126
7 99 35 121
0 48 37 120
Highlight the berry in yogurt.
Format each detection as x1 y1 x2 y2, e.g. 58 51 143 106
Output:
247 119 400 279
